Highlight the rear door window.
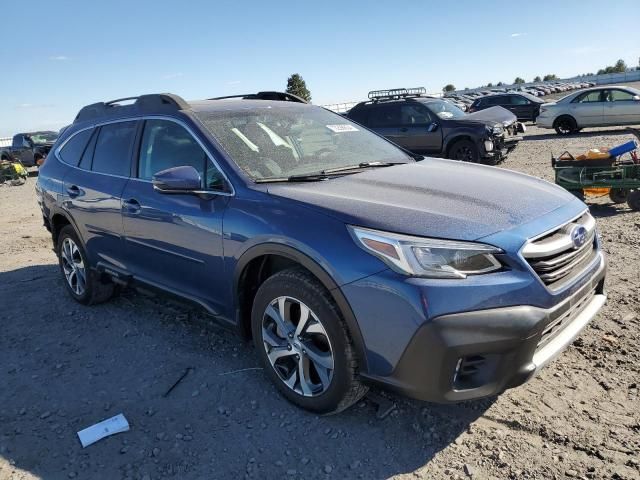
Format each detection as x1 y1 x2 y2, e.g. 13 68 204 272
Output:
59 129 93 166
485 96 503 106
78 129 98 170
368 104 401 127
608 89 634 102
92 121 137 176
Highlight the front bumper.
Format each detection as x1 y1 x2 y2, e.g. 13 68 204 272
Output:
482 135 522 162
350 251 606 403
536 114 554 129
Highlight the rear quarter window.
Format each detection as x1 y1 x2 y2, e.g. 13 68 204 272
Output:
92 121 137 176
58 129 93 166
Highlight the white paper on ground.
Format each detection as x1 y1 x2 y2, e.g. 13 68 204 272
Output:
77 414 130 448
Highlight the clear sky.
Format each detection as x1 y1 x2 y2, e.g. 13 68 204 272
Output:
1 0 638 136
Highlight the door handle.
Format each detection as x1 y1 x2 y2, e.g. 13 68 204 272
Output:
122 198 141 214
66 185 80 198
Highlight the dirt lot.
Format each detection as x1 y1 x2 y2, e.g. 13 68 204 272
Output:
1 123 639 480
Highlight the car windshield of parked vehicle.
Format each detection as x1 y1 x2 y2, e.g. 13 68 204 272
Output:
28 132 58 144
195 104 411 181
419 99 466 119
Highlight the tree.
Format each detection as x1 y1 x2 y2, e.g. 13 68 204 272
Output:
613 59 627 73
497 81 504 86
285 74 311 102
533 76 541 82
543 74 558 81
486 82 493 87
443 84 456 92
514 77 525 84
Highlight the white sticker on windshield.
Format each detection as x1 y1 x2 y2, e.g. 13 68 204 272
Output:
326 124 359 133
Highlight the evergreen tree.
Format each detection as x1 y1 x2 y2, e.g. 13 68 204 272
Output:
285 74 311 102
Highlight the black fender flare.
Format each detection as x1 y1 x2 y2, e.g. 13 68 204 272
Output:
443 132 480 157
49 206 83 246
233 242 369 373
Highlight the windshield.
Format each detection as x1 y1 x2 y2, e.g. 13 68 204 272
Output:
195 104 411 180
419 99 466 120
27 132 58 144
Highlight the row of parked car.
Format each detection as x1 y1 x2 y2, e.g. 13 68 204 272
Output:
443 81 596 112
441 83 640 136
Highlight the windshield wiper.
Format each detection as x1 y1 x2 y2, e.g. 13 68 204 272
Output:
254 161 407 183
321 161 406 174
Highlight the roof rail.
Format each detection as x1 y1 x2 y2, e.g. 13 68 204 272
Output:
368 87 427 101
208 91 308 104
74 93 190 123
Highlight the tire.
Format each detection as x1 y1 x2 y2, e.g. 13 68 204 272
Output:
251 268 367 414
56 225 117 305
448 139 480 163
627 190 640 211
609 188 628 204
554 116 578 135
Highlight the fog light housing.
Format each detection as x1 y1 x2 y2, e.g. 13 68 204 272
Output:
484 140 494 152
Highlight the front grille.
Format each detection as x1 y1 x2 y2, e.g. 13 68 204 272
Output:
536 288 596 351
522 211 599 290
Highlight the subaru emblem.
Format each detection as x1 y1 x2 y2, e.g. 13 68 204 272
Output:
569 225 588 249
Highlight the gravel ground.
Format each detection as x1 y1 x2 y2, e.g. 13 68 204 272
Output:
1 122 639 480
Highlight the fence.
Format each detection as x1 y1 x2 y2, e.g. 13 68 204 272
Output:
453 70 640 95
569 70 640 85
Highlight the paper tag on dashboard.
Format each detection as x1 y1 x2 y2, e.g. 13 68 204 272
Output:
77 414 130 448
326 124 359 133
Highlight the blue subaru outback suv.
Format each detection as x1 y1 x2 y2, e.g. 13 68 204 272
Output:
36 92 606 413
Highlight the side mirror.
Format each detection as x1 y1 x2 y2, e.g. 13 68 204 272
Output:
152 165 201 193
427 122 439 133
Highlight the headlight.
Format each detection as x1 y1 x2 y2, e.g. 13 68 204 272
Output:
348 226 503 279
492 125 503 135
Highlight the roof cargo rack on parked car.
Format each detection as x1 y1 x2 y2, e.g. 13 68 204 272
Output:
368 87 426 101
74 93 190 123
208 91 308 103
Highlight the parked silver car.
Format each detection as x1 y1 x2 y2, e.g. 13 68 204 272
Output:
537 86 640 134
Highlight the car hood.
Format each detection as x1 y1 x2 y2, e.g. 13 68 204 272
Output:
265 159 575 241
464 106 517 126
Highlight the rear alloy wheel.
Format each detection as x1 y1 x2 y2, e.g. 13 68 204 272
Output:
57 225 117 305
252 268 367 413
449 139 480 163
554 116 577 135
627 190 640 211
609 188 628 204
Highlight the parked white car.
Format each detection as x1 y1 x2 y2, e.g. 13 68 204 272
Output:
537 86 640 134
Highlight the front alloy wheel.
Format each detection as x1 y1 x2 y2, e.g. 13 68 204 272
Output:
251 268 367 413
261 296 334 397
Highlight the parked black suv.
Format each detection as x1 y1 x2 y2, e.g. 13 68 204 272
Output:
468 92 544 122
347 88 523 165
